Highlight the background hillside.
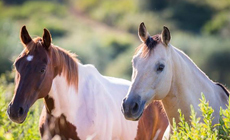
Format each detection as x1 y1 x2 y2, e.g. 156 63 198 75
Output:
0 0 230 139
1 0 230 83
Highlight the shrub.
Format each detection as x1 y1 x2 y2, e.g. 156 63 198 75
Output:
218 103 230 139
171 93 230 139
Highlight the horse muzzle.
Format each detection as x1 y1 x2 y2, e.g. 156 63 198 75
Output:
7 102 28 124
121 95 145 121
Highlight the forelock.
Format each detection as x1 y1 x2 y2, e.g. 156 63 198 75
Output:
134 34 161 58
24 37 43 54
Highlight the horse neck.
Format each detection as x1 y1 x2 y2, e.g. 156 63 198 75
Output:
44 46 80 122
45 72 80 121
46 62 106 119
171 46 215 91
162 45 217 125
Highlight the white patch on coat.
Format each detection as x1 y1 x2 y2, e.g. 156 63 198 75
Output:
26 55 34 61
153 129 161 140
162 125 170 140
48 63 138 140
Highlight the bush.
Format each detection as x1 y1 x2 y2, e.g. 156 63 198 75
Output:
171 93 230 139
219 103 230 139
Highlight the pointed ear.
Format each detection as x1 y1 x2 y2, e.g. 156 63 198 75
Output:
20 25 32 45
161 26 171 46
138 22 150 42
42 28 52 50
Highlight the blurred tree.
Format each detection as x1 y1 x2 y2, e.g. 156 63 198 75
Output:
137 0 215 33
204 50 230 85
203 12 230 37
137 0 169 11
45 26 67 38
3 0 64 5
109 41 130 58
169 1 214 33
2 0 28 5
0 59 12 75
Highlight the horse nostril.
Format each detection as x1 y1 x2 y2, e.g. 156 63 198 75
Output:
131 102 139 114
122 98 126 103
7 106 11 115
122 98 127 113
18 107 24 116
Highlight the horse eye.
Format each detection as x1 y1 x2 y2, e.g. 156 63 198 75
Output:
40 68 46 73
157 64 165 72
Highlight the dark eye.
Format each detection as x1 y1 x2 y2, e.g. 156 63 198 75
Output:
40 68 46 73
156 64 165 72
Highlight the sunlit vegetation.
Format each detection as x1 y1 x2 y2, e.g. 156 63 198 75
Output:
0 86 41 140
171 94 230 139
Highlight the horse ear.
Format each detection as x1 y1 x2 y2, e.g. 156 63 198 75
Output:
42 28 52 50
138 22 150 42
20 25 32 45
161 26 171 46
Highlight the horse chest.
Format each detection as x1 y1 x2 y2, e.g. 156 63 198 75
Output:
39 107 80 140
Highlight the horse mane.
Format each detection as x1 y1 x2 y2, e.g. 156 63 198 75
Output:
216 83 229 97
50 45 79 90
134 44 149 58
20 37 79 90
22 37 43 54
134 34 161 58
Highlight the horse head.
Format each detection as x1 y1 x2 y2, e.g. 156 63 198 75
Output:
7 26 55 123
122 22 173 121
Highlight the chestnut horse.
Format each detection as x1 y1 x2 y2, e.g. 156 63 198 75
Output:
122 22 229 130
7 26 168 140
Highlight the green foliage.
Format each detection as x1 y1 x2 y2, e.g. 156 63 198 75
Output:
74 0 137 26
0 87 41 139
0 1 67 20
203 12 229 35
89 0 136 26
0 20 20 74
218 102 230 139
137 0 169 12
171 93 230 140
168 1 214 32
204 0 230 11
204 50 230 86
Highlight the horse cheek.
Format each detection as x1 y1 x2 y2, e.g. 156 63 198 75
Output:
39 78 53 98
